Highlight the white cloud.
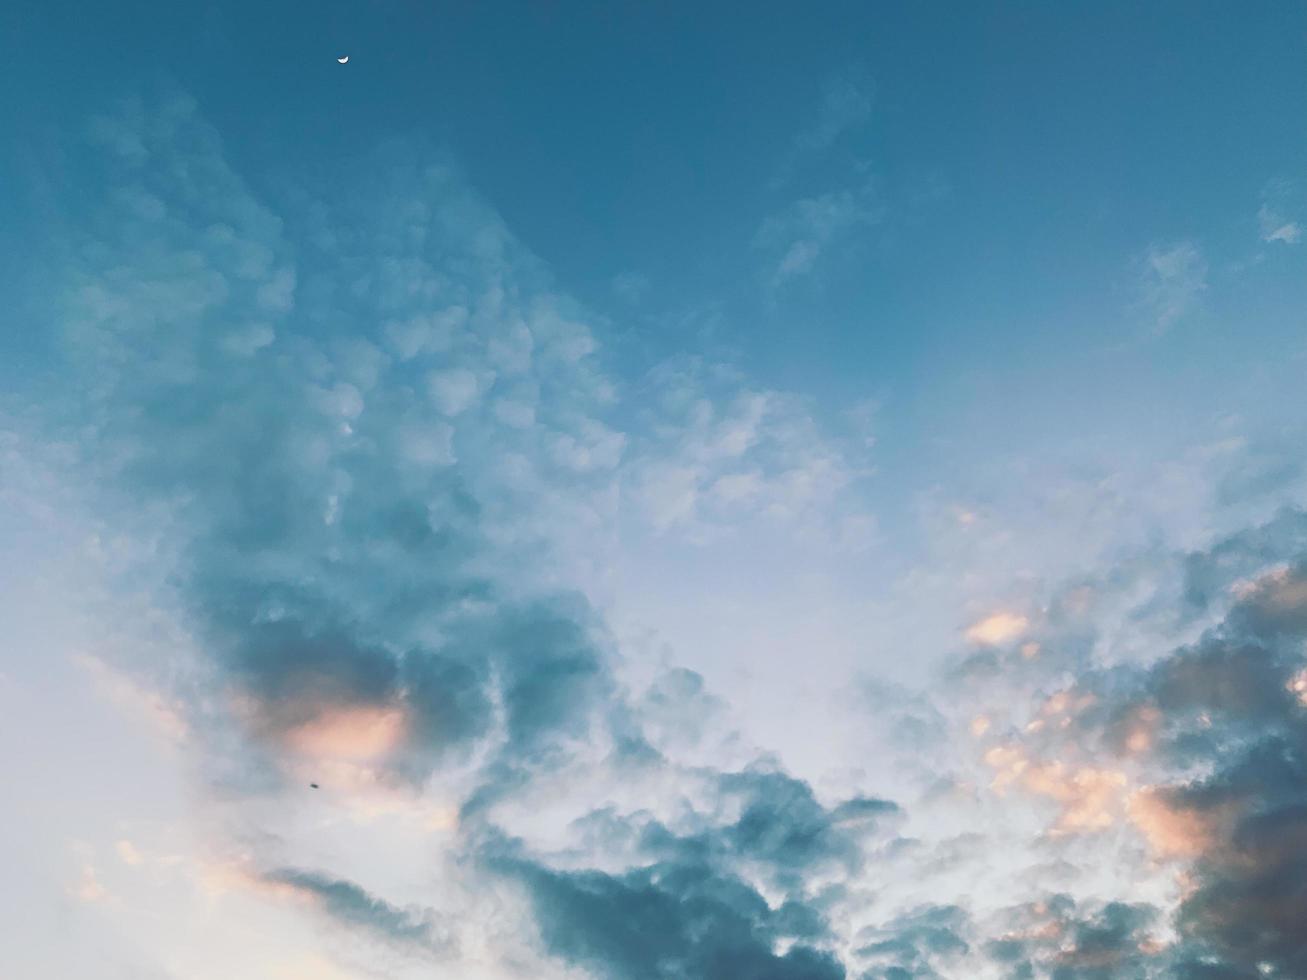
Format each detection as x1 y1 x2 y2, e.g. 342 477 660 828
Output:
426 367 490 416
384 308 466 360
1258 180 1302 245
1259 205 1301 245
623 357 875 547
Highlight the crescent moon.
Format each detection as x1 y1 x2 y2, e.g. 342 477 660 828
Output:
337 56 349 64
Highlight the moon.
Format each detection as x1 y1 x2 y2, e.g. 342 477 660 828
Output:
337 56 349 64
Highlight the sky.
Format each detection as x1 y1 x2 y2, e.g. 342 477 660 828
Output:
3 2 1307 978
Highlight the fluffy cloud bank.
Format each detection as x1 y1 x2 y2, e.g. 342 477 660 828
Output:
14 90 1307 979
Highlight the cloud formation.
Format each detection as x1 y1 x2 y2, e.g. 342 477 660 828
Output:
18 88 1307 980
1258 180 1302 245
27 90 896 976
793 67 876 159
1140 241 1207 334
756 178 881 287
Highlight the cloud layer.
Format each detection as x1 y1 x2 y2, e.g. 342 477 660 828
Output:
11 90 1307 980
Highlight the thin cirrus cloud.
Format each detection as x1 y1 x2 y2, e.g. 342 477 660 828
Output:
798 66 875 155
1139 240 1208 334
755 178 882 287
1259 179 1303 245
762 67 881 287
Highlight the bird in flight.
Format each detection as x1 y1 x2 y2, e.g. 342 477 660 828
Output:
337 56 349 64
309 782 319 789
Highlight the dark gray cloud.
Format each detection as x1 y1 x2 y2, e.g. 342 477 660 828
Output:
478 765 899 979
486 826 851 980
496 856 847 980
1181 508 1307 614
458 753 904 980
259 867 454 955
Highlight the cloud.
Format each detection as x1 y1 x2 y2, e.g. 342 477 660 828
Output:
23 87 1307 980
1258 180 1302 245
70 863 110 903
257 867 455 957
483 766 894 980
756 178 881 287
36 91 638 806
963 524 1307 976
983 898 1163 980
26 89 901 977
1258 206 1301 245
76 653 190 745
775 67 876 187
964 612 1029 647
494 852 847 980
795 67 875 158
854 904 970 977
1139 241 1207 334
626 356 875 546
764 66 880 284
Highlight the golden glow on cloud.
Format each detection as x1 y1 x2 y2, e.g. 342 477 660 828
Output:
1231 563 1307 609
115 839 143 865
335 784 460 832
70 863 108 903
984 739 1127 834
965 612 1029 646
1025 762 1127 834
1127 789 1221 860
1289 668 1307 707
1041 691 1072 716
984 743 1029 791
1007 913 1063 943
285 704 407 762
1126 704 1162 754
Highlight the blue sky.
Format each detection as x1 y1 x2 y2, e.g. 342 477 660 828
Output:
4 3 1307 979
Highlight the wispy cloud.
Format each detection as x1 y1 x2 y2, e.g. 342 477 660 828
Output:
763 67 880 285
793 66 875 159
756 177 881 287
1259 179 1303 245
257 867 456 956
1140 240 1207 334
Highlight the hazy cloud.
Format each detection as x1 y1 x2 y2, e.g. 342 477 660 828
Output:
1140 241 1207 334
1258 180 1302 245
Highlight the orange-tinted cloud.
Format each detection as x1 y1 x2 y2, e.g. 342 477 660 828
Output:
284 704 407 762
985 743 1127 834
966 612 1029 646
1127 788 1223 860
